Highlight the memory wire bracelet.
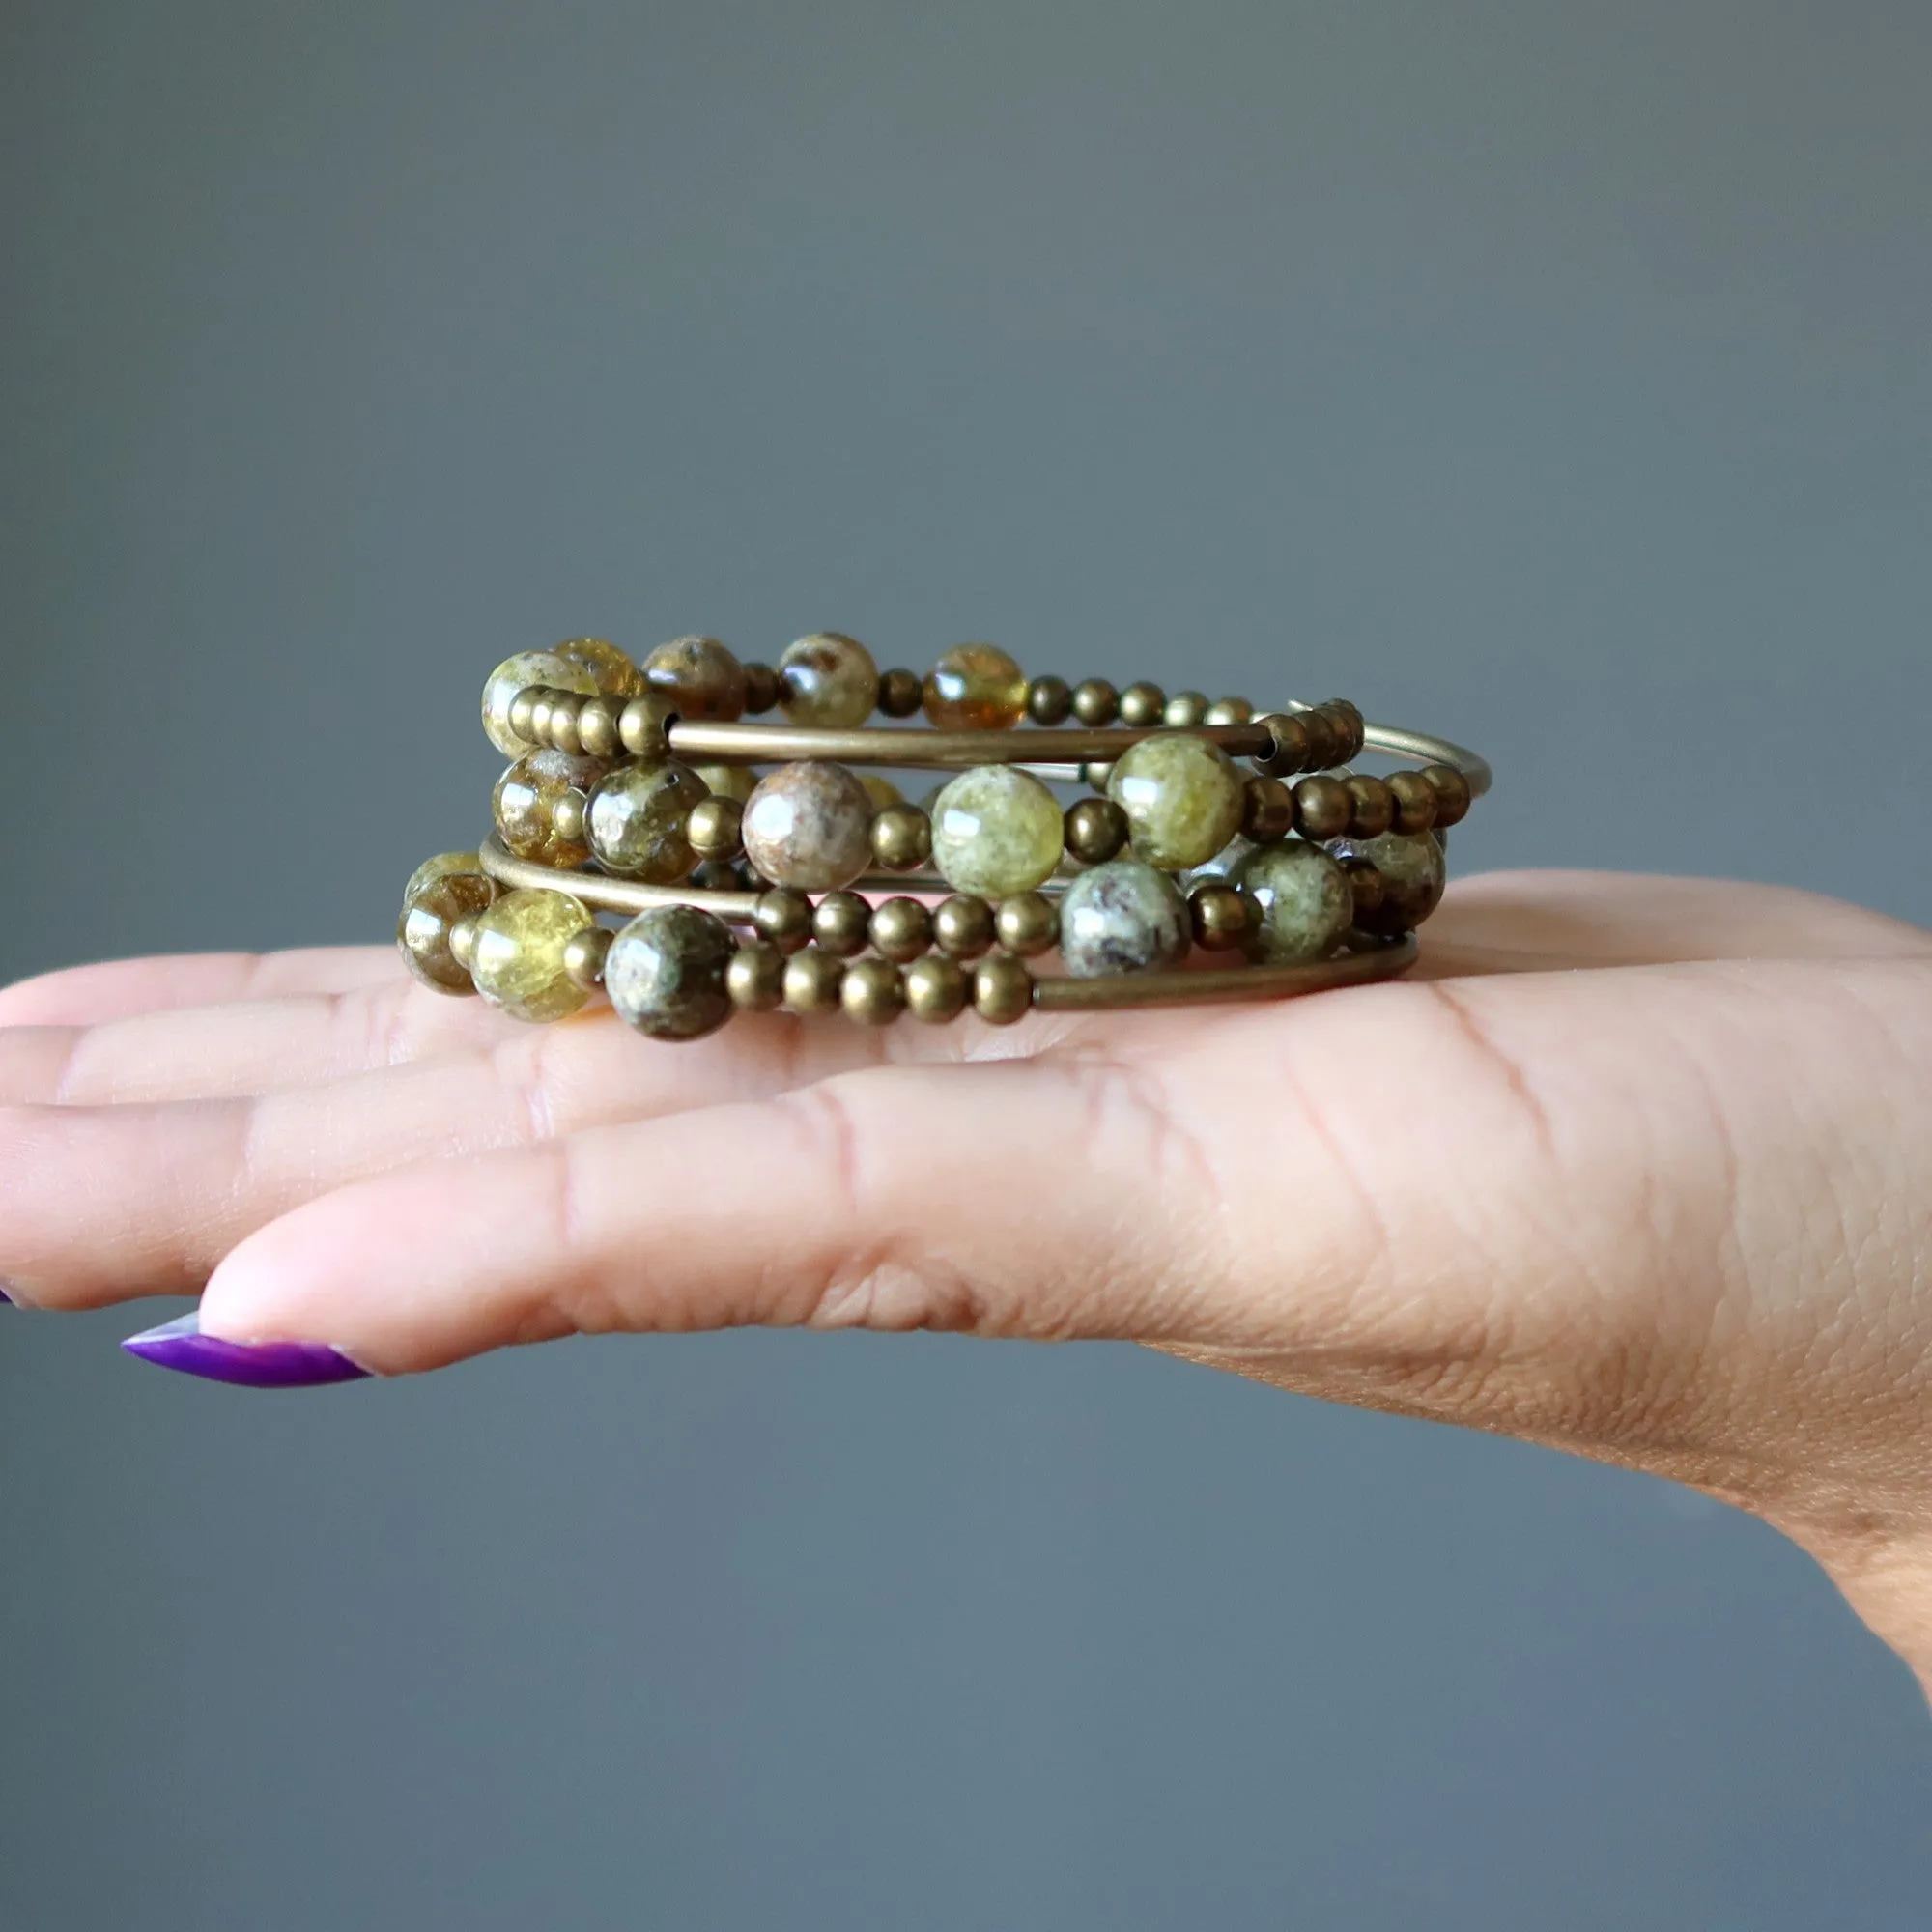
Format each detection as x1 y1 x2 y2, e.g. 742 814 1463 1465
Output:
396 633 1491 1041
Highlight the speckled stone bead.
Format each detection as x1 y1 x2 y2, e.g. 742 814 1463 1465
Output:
586 758 709 882
923 642 1030 730
605 904 737 1041
929 764 1065 896
1328 830 1447 935
1107 731 1245 871
778 632 879 728
642 636 748 722
1233 839 1355 964
742 759 875 891
1058 860 1191 977
494 749 609 866
553 638 642 698
397 852 497 994
469 888 596 1023
482 650 599 758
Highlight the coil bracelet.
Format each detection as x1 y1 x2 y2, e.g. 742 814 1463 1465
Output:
396 633 1491 1040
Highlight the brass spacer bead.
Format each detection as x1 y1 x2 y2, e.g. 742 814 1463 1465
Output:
840 956 906 1027
1070 678 1121 726
871 802 932 872
876 668 924 718
1252 712 1311 779
933 894 996 960
447 913 481 971
1027 674 1073 724
1297 707 1341 770
742 662 781 715
1322 698 1368 762
687 794 746 862
1387 769 1439 835
551 788 589 847
1343 858 1386 919
904 952 969 1023
1065 796 1129 866
972 952 1034 1025
727 939 786 1011
527 689 559 747
507 687 543 745
562 924 611 991
1117 680 1166 728
1204 696 1255 726
995 891 1059 958
869 896 934 963
781 947 846 1014
1163 690 1209 729
578 696 621 759
1240 775 1295 843
753 886 814 953
546 691 586 754
811 890 874 957
1082 759 1116 792
1343 774 1396 839
1293 774 1353 840
1189 882 1249 952
618 694 675 760
1419 762 1473 829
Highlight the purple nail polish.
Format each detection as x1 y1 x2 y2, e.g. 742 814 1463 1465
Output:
0 1285 14 1305
120 1311 371 1389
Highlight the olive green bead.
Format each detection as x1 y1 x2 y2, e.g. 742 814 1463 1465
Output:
1058 860 1190 977
586 758 709 882
642 635 748 722
1107 731 1245 871
742 760 876 891
1328 830 1447 935
923 641 1029 730
469 888 596 1022
397 852 497 995
930 764 1064 896
494 749 609 866
605 904 737 1041
553 637 642 698
779 632 879 727
482 650 598 758
1233 839 1355 964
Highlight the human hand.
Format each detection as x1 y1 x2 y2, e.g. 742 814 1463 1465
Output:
4 870 1930 1690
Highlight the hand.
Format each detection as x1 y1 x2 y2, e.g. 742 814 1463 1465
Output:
4 870 1930 1690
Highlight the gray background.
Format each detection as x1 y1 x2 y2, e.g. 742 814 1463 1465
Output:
3 1 1929 1925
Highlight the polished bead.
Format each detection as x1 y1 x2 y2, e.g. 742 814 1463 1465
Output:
1070 678 1120 725
1252 712 1310 779
1189 881 1249 952
687 794 745 862
742 662 781 714
781 947 846 1014
1344 774 1396 838
551 788 589 847
397 852 497 995
642 635 748 722
562 923 611 991
578 696 622 759
869 896 933 963
933 894 996 960
618 694 676 761
1027 674 1073 724
469 888 596 1022
1117 681 1166 728
1064 795 1129 866
841 956 906 1027
860 775 904 812
448 913 480 972
605 904 737 1041
812 890 874 956
1240 775 1295 843
494 750 609 866
1234 840 1355 964
876 668 923 718
1420 763 1473 829
482 651 598 758
543 691 586 754
930 765 1065 896
507 687 543 745
691 859 753 892
995 891 1059 957
1297 708 1341 770
1292 773 1352 840
1321 698 1367 761
870 802 932 872
1107 731 1245 871
1082 759 1116 792
742 760 875 891
1058 859 1190 977
1162 690 1208 728
695 763 758 804
779 632 879 727
554 638 642 698
904 953 968 1023
586 758 709 882
1329 830 1446 934
753 886 814 953
727 940 786 1011
1387 769 1439 836
1204 696 1254 726
1342 857 1385 920
972 952 1034 1024
923 641 1029 730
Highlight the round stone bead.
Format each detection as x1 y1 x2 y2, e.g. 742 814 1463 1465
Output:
494 749 609 866
929 764 1064 896
469 888 596 1022
742 759 875 891
859 774 905 812
923 642 1029 730
585 758 709 882
778 632 879 728
695 763 758 804
1233 839 1355 964
642 635 747 722
1327 829 1447 935
1058 859 1190 977
397 852 497 994
605 904 737 1041
481 650 598 758
553 637 642 698
1107 731 1245 871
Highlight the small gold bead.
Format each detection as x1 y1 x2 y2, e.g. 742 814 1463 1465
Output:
781 947 845 1014
687 795 746 862
1064 796 1129 866
551 788 589 847
448 913 480 971
742 662 781 714
618 694 675 760
562 924 611 991
933 894 996 960
1252 712 1311 778
1118 681 1166 728
1027 674 1073 724
1297 708 1341 770
995 892 1059 957
1293 774 1353 840
1082 759 1116 792
546 692 585 754
972 952 1033 1025
1240 775 1295 843
527 689 558 747
578 696 621 758
727 940 786 1011
1420 763 1473 829
507 687 542 745
1322 698 1368 761
869 896 934 963
1343 858 1386 920
812 890 874 957
1070 678 1120 726
1163 690 1208 728
1387 769 1440 835
1189 882 1249 952
1204 696 1254 726
876 668 923 718
870 802 932 871
903 953 968 1023
753 887 814 953
840 956 906 1026
1344 774 1396 839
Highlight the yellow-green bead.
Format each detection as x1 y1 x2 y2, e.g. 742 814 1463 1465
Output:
482 650 598 758
585 757 708 882
779 632 879 727
1233 839 1355 963
397 852 497 994
696 764 759 805
929 765 1065 897
923 642 1029 730
469 888 596 1022
859 774 905 811
493 749 609 866
1328 829 1448 935
1107 731 1245 871
553 637 642 698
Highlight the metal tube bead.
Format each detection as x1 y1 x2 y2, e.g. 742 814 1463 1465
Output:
1030 935 1418 1009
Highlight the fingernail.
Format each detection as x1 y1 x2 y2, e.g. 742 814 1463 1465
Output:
120 1311 373 1389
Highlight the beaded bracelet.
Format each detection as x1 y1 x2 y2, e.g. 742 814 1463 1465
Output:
397 633 1491 1040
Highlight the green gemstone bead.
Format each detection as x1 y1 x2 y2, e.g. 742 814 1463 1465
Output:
1058 859 1190 977
469 888 595 1022
1328 830 1447 935
923 641 1029 730
585 757 709 882
1107 732 1246 871
493 749 609 866
929 765 1065 897
605 904 738 1041
1233 839 1355 964
778 632 879 727
553 637 642 697
397 852 497 995
481 650 599 758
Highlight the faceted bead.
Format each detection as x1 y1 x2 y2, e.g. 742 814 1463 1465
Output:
1233 839 1354 964
605 904 737 1041
778 632 879 727
397 852 497 994
1327 830 1447 935
695 763 759 804
929 765 1065 897
481 651 598 758
469 888 595 1022
923 642 1029 730
1107 732 1246 871
741 759 875 891
642 635 747 722
553 637 642 698
493 749 610 866
585 757 708 882
1058 859 1190 977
